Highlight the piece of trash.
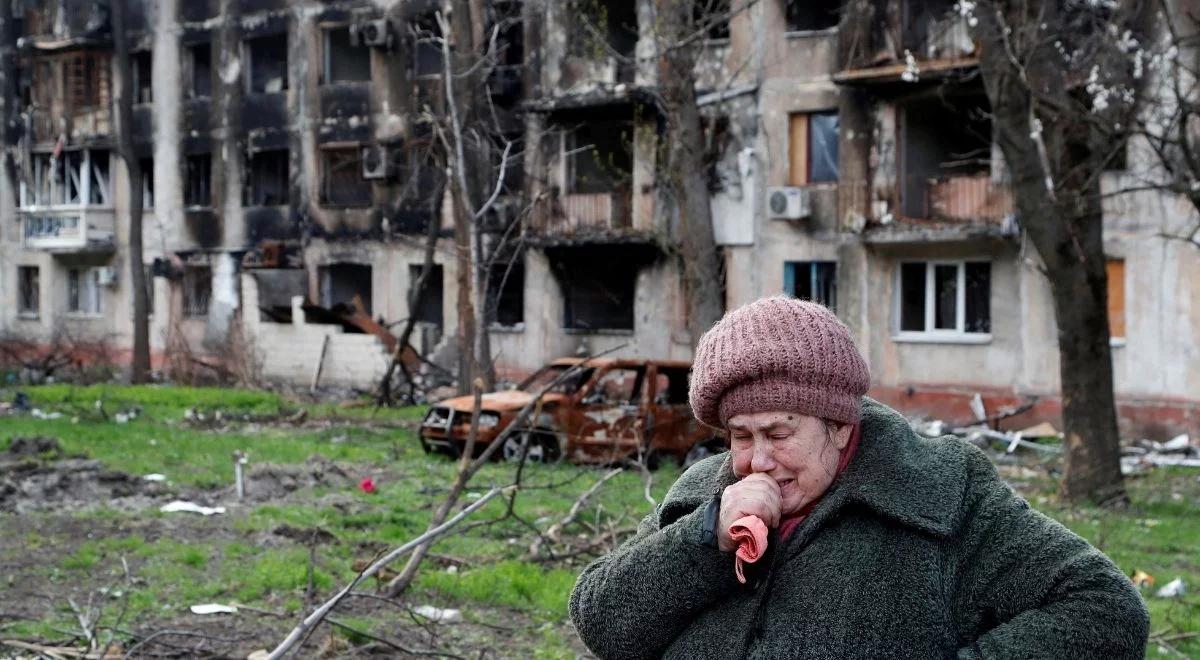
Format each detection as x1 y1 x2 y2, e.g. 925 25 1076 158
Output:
331 434 348 444
246 651 270 660
115 413 130 424
143 474 167 482
446 565 458 574
161 501 226 516
30 408 63 420
1162 434 1192 452
359 477 376 494
1131 570 1155 589
412 605 462 624
1156 577 1186 598
466 491 481 500
969 393 987 422
190 603 238 615
1017 422 1060 439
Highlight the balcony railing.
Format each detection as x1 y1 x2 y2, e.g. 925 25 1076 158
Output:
20 207 115 251
556 191 633 233
923 175 1012 223
27 105 112 145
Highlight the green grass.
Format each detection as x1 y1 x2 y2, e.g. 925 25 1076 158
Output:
2 384 1197 657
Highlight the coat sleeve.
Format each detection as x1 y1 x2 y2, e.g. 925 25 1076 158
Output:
952 451 1149 660
568 463 742 660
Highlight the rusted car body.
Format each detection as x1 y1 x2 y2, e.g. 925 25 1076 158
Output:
418 358 717 465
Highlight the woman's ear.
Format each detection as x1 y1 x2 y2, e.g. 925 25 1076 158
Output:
827 420 852 451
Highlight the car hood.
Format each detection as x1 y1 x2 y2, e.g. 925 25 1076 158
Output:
437 390 568 413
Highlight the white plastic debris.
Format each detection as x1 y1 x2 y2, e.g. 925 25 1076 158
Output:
31 408 63 420
190 603 238 615
1162 434 1191 452
143 473 167 482
161 501 226 516
969 393 987 422
1156 578 1186 599
115 413 130 424
412 605 462 624
445 565 458 574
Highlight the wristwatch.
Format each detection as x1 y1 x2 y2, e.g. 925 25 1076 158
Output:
699 494 722 549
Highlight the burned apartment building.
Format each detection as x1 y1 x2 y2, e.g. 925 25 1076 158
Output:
0 0 1198 435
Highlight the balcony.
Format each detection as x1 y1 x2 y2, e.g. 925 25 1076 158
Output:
21 207 116 252
835 2 978 86
921 175 1013 223
26 105 112 147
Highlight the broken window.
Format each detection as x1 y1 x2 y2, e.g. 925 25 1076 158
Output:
22 150 110 207
184 154 212 208
65 51 109 110
67 267 103 315
182 265 211 318
319 148 372 207
324 27 371 83
558 259 636 331
900 93 992 217
321 263 373 316
694 0 731 40
567 120 633 194
244 149 289 207
788 111 838 186
898 261 990 336
486 262 524 327
131 51 152 104
1107 258 1125 340
652 367 690 405
18 266 40 317
587 367 645 406
412 15 442 78
246 34 288 94
408 264 444 328
187 43 212 99
140 158 154 208
785 0 840 32
784 261 837 311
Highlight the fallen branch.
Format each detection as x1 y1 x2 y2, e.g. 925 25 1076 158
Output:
531 467 624 556
267 486 509 660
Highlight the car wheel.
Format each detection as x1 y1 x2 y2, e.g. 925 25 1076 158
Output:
502 429 561 463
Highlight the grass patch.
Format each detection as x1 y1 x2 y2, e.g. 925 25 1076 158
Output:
418 561 578 616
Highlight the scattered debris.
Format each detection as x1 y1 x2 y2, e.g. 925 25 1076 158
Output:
5 436 63 458
1016 422 1061 439
412 605 463 624
30 408 63 420
1 439 173 513
1156 577 1186 599
189 603 239 615
238 455 354 501
233 451 248 500
161 501 227 516
1122 435 1200 474
142 473 167 482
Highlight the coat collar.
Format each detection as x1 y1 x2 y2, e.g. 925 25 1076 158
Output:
712 398 967 539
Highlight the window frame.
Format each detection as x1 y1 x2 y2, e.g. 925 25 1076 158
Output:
783 260 837 311
788 110 839 186
893 259 992 344
319 147 372 207
67 267 104 317
18 266 40 318
322 26 372 84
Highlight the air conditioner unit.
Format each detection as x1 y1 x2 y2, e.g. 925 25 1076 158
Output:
767 187 812 220
352 18 392 48
361 144 394 180
96 266 118 287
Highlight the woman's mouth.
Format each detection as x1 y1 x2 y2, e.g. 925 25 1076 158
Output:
776 478 794 492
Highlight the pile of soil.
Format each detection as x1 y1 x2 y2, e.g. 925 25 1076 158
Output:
0 437 173 513
237 455 355 501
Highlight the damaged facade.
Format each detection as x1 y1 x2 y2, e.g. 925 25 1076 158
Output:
0 0 1198 436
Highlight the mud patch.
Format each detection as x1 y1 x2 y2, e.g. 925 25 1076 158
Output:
235 455 355 502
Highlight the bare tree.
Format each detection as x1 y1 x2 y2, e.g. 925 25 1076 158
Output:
969 0 1155 505
110 0 151 383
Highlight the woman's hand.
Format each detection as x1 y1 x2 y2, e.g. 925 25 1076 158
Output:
717 473 781 552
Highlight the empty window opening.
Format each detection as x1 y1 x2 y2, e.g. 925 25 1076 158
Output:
65 51 109 110
187 43 212 98
320 148 372 207
900 93 992 218
653 367 690 405
784 261 837 311
18 266 40 317
486 262 524 327
245 149 289 207
571 0 638 62
788 111 839 186
324 27 371 83
246 34 288 93
131 51 152 104
67 267 104 315
556 259 637 332
140 158 154 208
320 263 373 316
1106 258 1125 340
185 154 212 208
587 367 645 406
567 120 633 194
694 0 731 40
21 150 110 207
183 265 212 318
408 264 444 328
786 0 840 32
897 261 990 336
412 15 442 78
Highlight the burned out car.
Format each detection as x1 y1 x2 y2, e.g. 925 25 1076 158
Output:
419 358 720 465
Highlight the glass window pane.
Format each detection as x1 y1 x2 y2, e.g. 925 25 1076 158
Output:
965 262 991 333
899 262 926 331
934 264 957 330
809 111 839 183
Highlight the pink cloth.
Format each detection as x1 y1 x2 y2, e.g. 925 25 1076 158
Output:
729 515 769 584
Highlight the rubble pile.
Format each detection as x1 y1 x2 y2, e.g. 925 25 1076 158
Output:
0 437 172 513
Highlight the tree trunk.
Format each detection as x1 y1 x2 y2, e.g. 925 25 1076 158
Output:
975 2 1128 505
656 0 725 346
111 0 151 383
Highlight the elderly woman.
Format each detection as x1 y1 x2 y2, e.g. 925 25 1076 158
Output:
569 297 1148 659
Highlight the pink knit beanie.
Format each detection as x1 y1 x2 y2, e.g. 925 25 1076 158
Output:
689 296 870 429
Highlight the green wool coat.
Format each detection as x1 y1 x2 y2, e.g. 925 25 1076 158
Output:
569 399 1149 659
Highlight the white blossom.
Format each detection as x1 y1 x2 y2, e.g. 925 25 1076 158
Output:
901 50 920 82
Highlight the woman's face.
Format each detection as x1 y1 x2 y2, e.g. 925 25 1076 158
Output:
727 411 851 516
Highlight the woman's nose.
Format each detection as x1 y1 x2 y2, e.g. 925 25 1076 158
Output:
750 439 775 472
